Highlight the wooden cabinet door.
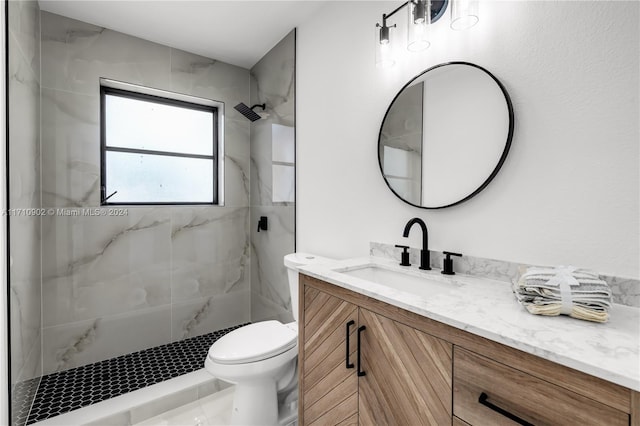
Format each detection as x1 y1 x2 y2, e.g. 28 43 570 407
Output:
358 308 453 426
301 285 359 425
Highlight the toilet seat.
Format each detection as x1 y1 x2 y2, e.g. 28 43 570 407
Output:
208 320 297 365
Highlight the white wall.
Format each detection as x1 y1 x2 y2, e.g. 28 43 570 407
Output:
297 1 639 278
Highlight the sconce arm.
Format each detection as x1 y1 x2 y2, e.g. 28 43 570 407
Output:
384 1 411 20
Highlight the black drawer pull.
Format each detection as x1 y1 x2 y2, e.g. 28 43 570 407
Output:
357 325 366 377
478 392 534 426
345 320 355 369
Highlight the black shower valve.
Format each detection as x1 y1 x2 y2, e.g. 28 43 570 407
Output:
257 216 268 232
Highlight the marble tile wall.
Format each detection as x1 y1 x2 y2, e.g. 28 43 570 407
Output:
371 242 640 307
8 0 42 411
250 30 296 323
39 11 251 374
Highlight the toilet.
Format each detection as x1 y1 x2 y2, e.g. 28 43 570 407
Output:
204 253 333 426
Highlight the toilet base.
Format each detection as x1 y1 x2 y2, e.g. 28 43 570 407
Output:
204 323 299 425
231 379 278 425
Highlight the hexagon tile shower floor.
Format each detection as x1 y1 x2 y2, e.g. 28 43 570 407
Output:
13 323 247 425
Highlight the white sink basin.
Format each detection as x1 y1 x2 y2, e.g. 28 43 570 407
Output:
335 264 456 298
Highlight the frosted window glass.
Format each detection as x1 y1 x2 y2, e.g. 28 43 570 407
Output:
106 152 213 203
105 94 213 156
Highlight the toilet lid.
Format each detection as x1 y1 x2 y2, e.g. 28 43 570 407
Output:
208 321 297 364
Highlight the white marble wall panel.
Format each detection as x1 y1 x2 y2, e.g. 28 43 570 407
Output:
9 216 41 383
38 11 253 373
251 206 295 323
249 31 295 127
41 208 172 328
249 32 296 208
600 275 639 307
169 49 249 119
8 32 40 209
171 207 250 303
16 332 41 385
251 292 294 326
171 291 250 341
223 119 251 207
42 306 172 373
8 0 40 81
40 12 171 96
41 88 100 207
9 215 40 292
249 121 274 206
8 0 42 390
250 31 296 323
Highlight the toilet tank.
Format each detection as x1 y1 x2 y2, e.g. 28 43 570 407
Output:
284 253 334 322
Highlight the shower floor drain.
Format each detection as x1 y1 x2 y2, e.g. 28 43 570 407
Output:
14 323 247 426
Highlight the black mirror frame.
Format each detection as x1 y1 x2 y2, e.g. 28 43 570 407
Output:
377 61 515 209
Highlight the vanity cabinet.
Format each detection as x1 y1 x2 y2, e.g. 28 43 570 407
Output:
301 285 358 424
359 308 452 425
300 281 452 425
453 347 628 426
299 274 639 426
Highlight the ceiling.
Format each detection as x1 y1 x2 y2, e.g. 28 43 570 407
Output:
38 1 328 69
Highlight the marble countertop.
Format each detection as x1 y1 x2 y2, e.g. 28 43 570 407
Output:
298 256 640 392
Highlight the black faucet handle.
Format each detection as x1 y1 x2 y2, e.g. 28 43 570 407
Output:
443 251 462 257
395 245 411 267
442 251 462 275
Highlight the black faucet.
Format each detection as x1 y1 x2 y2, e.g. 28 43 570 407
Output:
402 218 431 270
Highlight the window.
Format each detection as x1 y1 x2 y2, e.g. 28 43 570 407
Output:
100 82 221 205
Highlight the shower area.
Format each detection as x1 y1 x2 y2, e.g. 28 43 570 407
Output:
6 2 296 424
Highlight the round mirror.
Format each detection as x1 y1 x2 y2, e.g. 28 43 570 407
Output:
378 62 514 209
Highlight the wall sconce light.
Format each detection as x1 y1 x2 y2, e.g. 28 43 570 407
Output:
407 0 431 52
375 0 478 68
375 12 396 68
450 0 479 30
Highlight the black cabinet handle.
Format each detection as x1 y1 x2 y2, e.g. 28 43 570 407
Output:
478 392 533 426
357 325 366 377
345 320 355 369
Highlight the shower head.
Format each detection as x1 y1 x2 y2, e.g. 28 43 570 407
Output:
234 103 266 122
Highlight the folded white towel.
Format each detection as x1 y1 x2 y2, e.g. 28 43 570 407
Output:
513 265 611 323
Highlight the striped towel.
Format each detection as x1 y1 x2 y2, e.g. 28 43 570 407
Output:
513 266 611 323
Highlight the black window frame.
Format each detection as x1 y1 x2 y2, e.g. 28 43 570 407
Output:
100 85 219 206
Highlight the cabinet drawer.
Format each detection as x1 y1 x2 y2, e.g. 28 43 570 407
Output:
453 347 628 426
